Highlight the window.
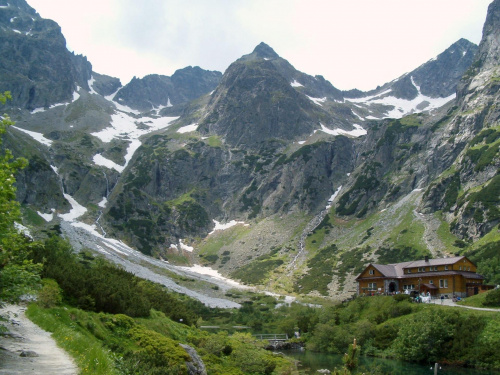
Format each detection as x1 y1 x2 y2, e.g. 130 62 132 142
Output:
429 280 433 284
468 267 471 271
433 266 438 271
445 265 449 270
403 284 415 290
369 269 374 275
407 269 412 273
368 282 377 290
439 279 448 288
418 267 425 272
459 266 462 270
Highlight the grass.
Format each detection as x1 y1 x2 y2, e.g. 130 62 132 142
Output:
388 203 427 253
21 207 46 226
165 189 196 207
26 304 119 375
469 224 500 251
206 135 222 148
458 292 490 308
198 225 250 260
434 211 463 251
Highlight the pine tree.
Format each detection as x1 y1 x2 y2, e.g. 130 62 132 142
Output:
331 338 363 375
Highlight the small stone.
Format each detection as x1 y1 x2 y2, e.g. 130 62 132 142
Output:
20 350 39 357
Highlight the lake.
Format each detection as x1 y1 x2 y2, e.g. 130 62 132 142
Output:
281 349 499 374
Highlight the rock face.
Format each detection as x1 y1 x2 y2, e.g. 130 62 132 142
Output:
419 0 500 240
0 0 92 110
113 67 222 111
90 72 122 97
180 344 207 375
198 43 350 149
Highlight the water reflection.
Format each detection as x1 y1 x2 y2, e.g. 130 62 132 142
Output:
281 349 499 375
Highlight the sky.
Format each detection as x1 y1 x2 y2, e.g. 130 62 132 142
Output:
27 0 493 91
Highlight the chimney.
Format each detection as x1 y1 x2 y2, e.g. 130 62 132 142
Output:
425 256 429 262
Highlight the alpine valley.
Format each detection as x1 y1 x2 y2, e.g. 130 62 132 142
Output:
2 0 499 307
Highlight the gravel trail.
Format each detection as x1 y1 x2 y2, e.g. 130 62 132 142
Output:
0 304 78 375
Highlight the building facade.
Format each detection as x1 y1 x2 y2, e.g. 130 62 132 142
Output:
356 256 486 298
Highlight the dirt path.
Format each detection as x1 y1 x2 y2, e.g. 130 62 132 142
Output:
0 304 78 375
442 298 500 312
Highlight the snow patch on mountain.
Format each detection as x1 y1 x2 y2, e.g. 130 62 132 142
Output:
306 95 327 106
93 154 125 173
30 88 81 113
177 123 198 133
11 126 52 146
319 123 367 137
209 220 247 234
346 77 456 119
326 185 342 210
90 111 178 171
98 197 108 208
88 77 97 94
179 239 194 252
37 209 55 222
291 80 303 87
177 264 249 289
91 113 178 143
58 193 87 222
352 110 364 121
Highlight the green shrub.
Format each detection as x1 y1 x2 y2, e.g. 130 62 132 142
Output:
393 294 411 302
392 309 454 362
484 288 500 307
37 278 62 308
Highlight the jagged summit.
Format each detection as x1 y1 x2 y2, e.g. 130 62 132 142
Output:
252 42 280 59
113 66 222 111
0 0 92 109
477 0 500 68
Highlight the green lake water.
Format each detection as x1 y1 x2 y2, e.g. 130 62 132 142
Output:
282 350 499 375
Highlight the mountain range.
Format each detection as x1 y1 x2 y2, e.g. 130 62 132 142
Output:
1 0 498 301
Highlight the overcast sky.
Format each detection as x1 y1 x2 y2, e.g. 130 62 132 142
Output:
28 0 492 91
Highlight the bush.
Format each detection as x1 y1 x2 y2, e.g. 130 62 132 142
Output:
484 288 500 307
393 294 411 302
37 278 62 308
393 310 454 362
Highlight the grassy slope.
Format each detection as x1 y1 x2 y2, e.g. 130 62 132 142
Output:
26 303 295 375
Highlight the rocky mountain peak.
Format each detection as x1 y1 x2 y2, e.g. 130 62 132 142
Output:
0 0 92 110
112 67 221 111
457 0 500 102
252 42 280 59
477 0 500 68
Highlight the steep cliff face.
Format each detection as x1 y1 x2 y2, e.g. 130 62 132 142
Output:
104 131 357 255
0 0 92 110
419 0 500 240
113 67 222 112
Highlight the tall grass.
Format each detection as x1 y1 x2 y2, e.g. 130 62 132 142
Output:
26 304 119 375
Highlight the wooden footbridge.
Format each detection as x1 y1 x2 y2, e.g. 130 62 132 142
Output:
254 334 289 342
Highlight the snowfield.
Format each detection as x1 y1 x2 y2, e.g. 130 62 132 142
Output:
11 126 53 146
319 123 367 137
91 111 178 172
346 76 455 119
